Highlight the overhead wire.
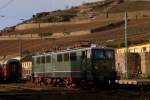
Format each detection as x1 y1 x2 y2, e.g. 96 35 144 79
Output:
0 0 15 11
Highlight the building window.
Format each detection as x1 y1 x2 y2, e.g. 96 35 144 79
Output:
134 48 139 53
130 49 134 53
23 63 25 67
142 47 147 52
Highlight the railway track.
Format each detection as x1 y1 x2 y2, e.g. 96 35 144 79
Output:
0 82 150 100
0 88 149 100
0 83 147 93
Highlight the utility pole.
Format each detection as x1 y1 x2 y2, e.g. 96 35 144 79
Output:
124 11 128 79
18 34 22 59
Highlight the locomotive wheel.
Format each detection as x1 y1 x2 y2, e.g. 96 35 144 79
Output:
56 78 61 87
63 78 73 88
34 77 42 86
58 78 63 87
45 78 52 85
52 78 56 86
34 77 38 85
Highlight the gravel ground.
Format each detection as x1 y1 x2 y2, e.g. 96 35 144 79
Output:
0 82 149 100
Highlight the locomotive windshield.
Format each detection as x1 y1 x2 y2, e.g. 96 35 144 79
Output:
92 49 114 60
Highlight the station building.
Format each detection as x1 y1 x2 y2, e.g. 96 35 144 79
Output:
116 43 150 54
21 55 32 80
116 43 150 79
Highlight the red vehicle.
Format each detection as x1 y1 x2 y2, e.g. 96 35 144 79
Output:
0 57 22 81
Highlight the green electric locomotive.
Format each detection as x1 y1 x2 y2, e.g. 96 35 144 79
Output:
32 46 116 87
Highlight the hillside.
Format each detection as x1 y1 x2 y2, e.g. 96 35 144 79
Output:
0 0 150 56
109 1 150 13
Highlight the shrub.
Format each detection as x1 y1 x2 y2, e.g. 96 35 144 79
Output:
38 32 53 37
63 32 70 35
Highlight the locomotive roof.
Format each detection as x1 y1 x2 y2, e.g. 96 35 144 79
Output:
33 46 114 57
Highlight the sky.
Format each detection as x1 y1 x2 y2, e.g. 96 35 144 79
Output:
0 0 101 29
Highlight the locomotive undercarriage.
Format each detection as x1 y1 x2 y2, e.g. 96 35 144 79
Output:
32 75 115 88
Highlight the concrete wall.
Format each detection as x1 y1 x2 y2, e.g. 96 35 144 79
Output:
141 52 150 78
0 30 91 39
70 30 91 36
116 43 150 79
52 33 64 38
0 34 39 38
115 53 141 79
51 30 91 38
15 23 40 30
15 21 91 31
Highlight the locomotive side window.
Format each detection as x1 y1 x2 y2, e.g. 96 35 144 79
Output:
41 56 45 63
46 55 51 63
70 52 77 61
64 53 69 61
52 55 56 63
57 54 63 62
36 57 41 64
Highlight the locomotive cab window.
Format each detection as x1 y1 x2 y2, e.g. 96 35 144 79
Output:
46 55 51 63
92 49 114 60
105 50 114 60
57 54 63 62
70 52 77 61
93 49 105 59
64 53 69 61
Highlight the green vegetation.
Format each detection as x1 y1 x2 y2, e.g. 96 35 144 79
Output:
55 15 76 22
109 1 150 13
38 32 53 37
63 32 70 35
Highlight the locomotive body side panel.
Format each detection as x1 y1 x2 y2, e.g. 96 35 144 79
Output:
32 47 116 85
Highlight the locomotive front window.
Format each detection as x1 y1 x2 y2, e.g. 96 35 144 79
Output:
105 50 114 60
93 49 114 60
93 50 105 59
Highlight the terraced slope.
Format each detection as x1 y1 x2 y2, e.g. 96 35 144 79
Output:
1 0 150 56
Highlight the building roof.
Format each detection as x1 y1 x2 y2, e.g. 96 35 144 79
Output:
117 43 150 50
21 55 32 62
